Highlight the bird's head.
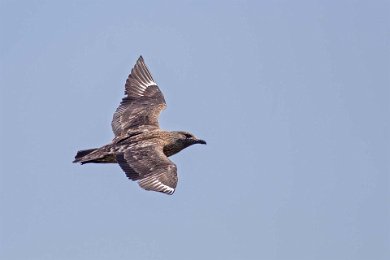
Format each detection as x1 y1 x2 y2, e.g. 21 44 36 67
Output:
174 131 207 146
163 131 206 157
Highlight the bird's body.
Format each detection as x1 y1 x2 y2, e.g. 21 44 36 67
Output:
73 56 206 195
74 130 200 164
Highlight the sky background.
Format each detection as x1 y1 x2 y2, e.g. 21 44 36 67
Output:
1 0 389 259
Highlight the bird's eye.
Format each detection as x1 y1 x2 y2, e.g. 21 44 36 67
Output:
184 134 193 139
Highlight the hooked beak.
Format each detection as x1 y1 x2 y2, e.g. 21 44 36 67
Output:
196 139 207 145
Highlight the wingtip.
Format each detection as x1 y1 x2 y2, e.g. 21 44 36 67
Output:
138 55 144 62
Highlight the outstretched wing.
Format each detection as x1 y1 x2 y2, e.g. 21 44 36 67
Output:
112 56 167 137
116 142 178 195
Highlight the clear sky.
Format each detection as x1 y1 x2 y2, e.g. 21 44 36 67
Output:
1 0 389 259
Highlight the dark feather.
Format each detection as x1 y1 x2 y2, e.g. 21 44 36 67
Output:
115 142 178 195
73 148 98 163
111 56 166 137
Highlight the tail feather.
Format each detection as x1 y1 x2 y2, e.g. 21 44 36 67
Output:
73 148 98 163
73 146 117 164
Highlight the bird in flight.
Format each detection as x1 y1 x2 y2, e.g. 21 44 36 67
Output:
73 56 206 195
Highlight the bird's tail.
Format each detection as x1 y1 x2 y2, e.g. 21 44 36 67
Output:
73 146 117 164
73 148 98 164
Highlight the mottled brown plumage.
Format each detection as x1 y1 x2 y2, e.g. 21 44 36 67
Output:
73 56 206 195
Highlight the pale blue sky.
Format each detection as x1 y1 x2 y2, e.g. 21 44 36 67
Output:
1 1 389 259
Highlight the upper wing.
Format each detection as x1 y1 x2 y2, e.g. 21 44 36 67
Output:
116 142 178 195
112 56 167 137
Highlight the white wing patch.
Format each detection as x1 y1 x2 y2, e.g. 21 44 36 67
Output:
124 56 158 97
132 79 157 97
138 176 175 195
